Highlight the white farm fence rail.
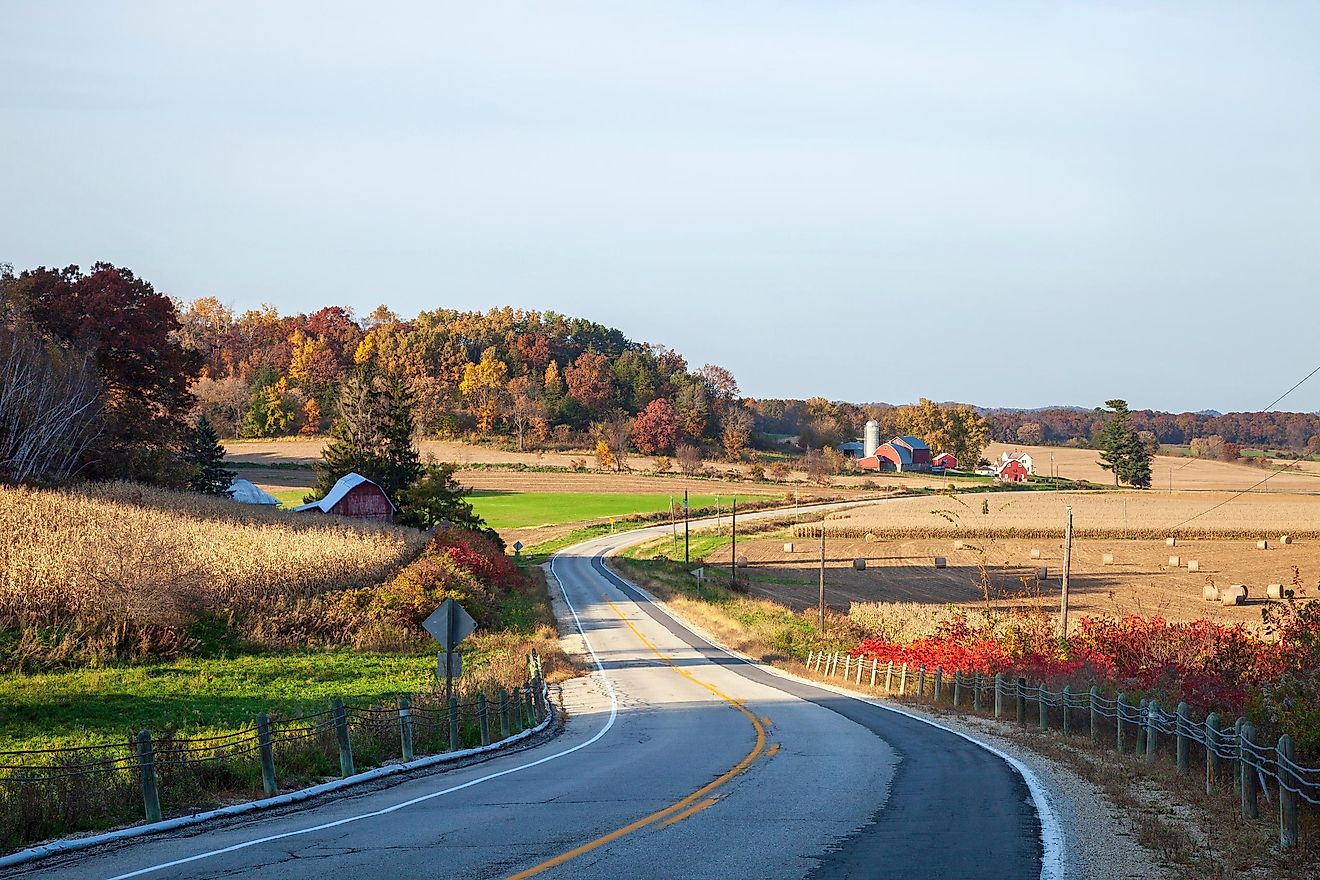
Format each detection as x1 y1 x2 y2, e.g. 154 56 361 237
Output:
805 650 1317 850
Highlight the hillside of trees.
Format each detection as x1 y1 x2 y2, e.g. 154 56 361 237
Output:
748 399 1320 458
3 260 1315 494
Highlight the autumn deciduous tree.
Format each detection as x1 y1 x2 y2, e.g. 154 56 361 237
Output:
631 397 679 454
896 398 990 470
300 398 322 435
1016 422 1044 445
593 411 633 472
720 407 754 462
459 348 509 432
506 374 546 451
565 351 613 416
7 263 200 483
675 443 703 476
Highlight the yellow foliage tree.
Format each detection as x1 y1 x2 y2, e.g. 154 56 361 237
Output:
895 398 989 468
300 398 322 435
459 348 509 432
594 438 615 471
354 332 376 366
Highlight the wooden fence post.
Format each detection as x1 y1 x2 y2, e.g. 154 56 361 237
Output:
331 698 354 777
255 712 278 796
1205 712 1221 794
933 667 943 703
498 689 511 738
1016 677 1027 726
135 729 162 824
1135 699 1148 756
843 655 852 681
856 656 864 685
994 673 1004 719
973 673 983 713
1240 720 1258 820
448 697 461 752
1175 702 1189 775
1279 734 1297 849
1116 693 1127 753
1233 717 1246 794
953 670 963 708
806 650 814 670
1038 683 1048 731
899 663 909 696
1089 687 1099 744
398 697 414 761
1062 686 1072 737
870 658 879 689
885 661 894 694
1145 699 1159 761
477 693 491 746
524 684 536 726
917 664 927 699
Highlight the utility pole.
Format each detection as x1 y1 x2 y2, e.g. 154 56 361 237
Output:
716 496 721 528
730 496 737 588
683 488 689 565
1059 506 1073 638
818 517 826 633
670 496 677 556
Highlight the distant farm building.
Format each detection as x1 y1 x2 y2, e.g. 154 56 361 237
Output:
1000 451 1034 475
857 436 933 473
226 479 281 507
932 452 958 470
294 473 395 521
836 440 865 459
997 459 1030 483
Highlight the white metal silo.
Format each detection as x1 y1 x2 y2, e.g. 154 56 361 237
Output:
864 420 880 458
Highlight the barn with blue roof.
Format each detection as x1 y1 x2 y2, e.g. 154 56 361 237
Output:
856 436 934 473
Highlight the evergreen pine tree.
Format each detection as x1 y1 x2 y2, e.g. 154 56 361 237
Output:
1096 399 1151 489
182 416 235 496
311 371 421 501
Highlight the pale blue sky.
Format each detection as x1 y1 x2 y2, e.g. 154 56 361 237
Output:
3 3 1318 412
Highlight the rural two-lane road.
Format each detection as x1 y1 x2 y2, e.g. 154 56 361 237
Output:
14 512 1057 880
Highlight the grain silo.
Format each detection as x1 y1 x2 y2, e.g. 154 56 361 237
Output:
864 420 880 458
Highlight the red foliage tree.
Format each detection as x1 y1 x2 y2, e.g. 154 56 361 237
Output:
565 351 613 415
631 398 679 454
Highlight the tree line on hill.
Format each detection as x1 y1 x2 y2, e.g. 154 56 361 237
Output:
0 261 1295 498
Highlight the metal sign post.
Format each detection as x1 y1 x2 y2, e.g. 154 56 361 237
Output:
422 599 478 705
683 489 690 565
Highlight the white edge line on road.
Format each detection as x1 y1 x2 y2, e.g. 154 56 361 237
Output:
607 552 1066 880
9 554 619 880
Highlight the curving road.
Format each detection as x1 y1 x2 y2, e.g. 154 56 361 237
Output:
14 513 1055 880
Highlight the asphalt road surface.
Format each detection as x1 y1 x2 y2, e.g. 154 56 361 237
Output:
15 516 1054 880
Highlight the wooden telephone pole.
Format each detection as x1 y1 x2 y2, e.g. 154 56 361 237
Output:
1059 506 1074 637
818 517 827 632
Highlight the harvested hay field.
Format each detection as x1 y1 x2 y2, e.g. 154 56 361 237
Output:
807 490 1320 541
700 532 1320 628
986 441 1320 494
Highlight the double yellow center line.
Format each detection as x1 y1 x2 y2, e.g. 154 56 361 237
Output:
506 597 771 879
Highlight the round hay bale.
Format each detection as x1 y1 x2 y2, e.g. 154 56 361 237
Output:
864 533 877 543
1102 553 1115 566
1029 549 1042 559
853 558 866 571
1166 537 1177 547
783 542 795 553
1280 535 1293 545
1257 540 1270 551
1187 560 1200 572
1220 584 1249 605
736 555 749 568
1168 555 1181 567
1036 567 1049 580
934 557 947 569
1267 583 1286 600
1202 584 1220 602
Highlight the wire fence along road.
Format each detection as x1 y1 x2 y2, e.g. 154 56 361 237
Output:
806 650 1318 850
0 654 550 853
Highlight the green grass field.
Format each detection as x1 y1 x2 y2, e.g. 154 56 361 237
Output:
468 492 763 530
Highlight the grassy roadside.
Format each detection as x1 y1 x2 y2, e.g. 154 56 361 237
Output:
606 554 1318 878
0 570 571 754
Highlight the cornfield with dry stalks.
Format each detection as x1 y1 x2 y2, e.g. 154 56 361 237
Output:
0 482 428 667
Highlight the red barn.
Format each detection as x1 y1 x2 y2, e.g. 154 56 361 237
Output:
294 473 396 521
857 436 933 473
932 452 958 470
997 459 1029 483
